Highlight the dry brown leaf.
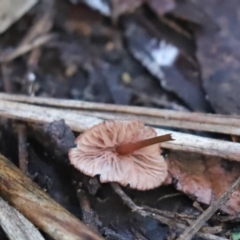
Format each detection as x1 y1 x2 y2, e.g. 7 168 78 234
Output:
111 0 142 20
0 0 37 34
148 0 175 16
111 0 175 21
195 0 240 114
167 151 240 214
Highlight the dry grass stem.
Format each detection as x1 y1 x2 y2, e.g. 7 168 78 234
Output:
1 64 12 92
16 124 28 174
0 34 54 63
0 99 239 162
0 7 53 63
0 93 239 135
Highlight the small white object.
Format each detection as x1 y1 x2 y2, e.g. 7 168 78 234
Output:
150 39 179 67
82 0 111 16
27 72 36 82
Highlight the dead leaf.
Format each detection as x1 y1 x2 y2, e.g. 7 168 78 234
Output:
111 0 175 21
148 0 175 16
111 0 143 20
0 0 37 34
171 0 218 32
167 151 240 215
124 17 210 111
195 0 240 114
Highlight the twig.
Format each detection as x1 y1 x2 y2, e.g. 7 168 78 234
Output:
111 183 227 240
26 47 41 96
76 189 101 231
218 213 240 223
20 10 53 46
25 6 53 95
28 48 41 69
0 93 239 135
0 99 239 162
130 90 189 112
101 227 127 240
0 196 44 240
0 153 103 240
157 192 183 202
0 35 54 63
16 124 28 174
0 8 53 63
1 64 12 92
142 206 191 221
177 177 240 240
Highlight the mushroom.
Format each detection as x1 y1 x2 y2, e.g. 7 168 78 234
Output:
69 120 173 190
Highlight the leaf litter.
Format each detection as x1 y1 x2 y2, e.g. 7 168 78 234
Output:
0 0 240 239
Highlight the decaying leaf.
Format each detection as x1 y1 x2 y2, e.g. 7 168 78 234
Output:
167 151 240 214
0 0 37 34
195 0 240 114
80 0 175 21
124 17 210 111
171 0 218 32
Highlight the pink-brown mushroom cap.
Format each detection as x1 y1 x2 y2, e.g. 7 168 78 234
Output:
69 120 168 190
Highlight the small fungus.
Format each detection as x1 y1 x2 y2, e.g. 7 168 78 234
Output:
69 120 173 190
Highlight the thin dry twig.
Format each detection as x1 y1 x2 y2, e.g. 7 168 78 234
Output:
76 189 101 231
0 93 239 135
177 177 240 240
27 47 42 69
0 196 44 240
0 99 239 162
111 183 227 240
157 193 183 202
26 47 42 95
16 123 28 174
218 213 240 223
131 90 189 112
20 10 53 46
0 35 54 63
0 6 53 63
1 64 12 92
24 5 54 95
0 153 103 240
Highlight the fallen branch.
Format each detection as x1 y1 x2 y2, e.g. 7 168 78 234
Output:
0 153 103 240
0 93 239 135
0 197 44 240
0 99 239 161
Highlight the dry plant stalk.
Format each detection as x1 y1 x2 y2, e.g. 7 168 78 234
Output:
0 153 103 240
0 99 239 162
0 5 53 63
0 35 54 63
0 93 239 135
16 123 28 174
0 196 44 240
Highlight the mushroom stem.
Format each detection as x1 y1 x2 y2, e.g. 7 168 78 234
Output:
116 134 173 155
